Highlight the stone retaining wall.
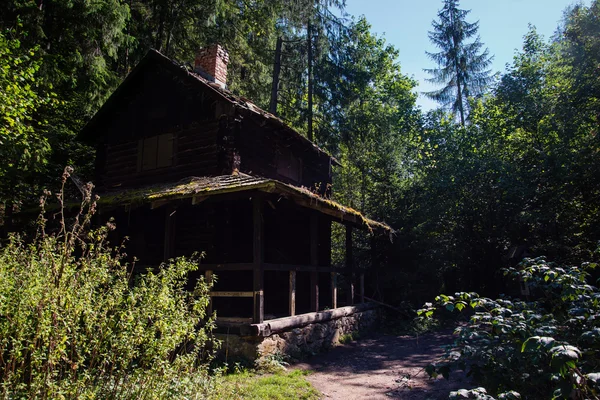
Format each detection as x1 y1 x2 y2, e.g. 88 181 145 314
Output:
217 308 379 362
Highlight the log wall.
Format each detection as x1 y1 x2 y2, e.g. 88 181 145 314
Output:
239 118 332 194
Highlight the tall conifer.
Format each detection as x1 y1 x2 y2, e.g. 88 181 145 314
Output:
424 0 493 125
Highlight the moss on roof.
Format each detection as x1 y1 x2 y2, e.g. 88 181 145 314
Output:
98 174 392 234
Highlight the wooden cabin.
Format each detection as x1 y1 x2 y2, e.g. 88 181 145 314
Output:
80 46 391 334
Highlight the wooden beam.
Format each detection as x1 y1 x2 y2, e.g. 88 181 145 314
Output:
209 291 254 297
289 271 296 316
270 187 361 227
370 235 380 300
331 272 337 309
346 225 354 306
310 213 319 313
243 303 377 337
192 195 207 205
205 270 213 316
198 263 340 273
163 205 176 261
360 273 365 304
253 195 265 324
152 199 171 210
263 263 338 273
216 317 253 324
198 263 254 271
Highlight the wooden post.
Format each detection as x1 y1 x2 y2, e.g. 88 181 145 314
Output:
163 205 176 261
370 235 382 301
345 225 354 305
289 271 296 316
310 213 319 312
253 196 264 324
331 272 337 309
205 270 213 315
360 273 365 304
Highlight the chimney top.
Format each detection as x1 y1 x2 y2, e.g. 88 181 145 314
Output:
194 44 229 88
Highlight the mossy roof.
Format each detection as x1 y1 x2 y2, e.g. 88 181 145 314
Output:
98 174 392 234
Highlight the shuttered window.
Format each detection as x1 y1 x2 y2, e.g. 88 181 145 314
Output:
276 147 302 182
137 133 174 171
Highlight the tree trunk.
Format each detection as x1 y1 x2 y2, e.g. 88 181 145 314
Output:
154 1 166 51
307 20 314 142
457 79 465 126
269 37 283 116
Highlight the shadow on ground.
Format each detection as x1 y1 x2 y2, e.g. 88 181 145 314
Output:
293 330 471 400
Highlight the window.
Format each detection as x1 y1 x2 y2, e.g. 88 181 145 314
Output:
137 133 174 171
276 146 302 182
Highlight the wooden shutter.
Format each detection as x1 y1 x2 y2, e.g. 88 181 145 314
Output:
157 133 174 168
142 136 158 170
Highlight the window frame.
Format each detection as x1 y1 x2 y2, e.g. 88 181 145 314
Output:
137 133 175 172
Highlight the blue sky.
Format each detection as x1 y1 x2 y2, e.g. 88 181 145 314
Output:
343 0 588 111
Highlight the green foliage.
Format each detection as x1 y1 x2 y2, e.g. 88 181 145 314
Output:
418 257 600 399
0 169 217 398
0 29 52 203
399 3 600 303
327 18 420 275
338 331 361 344
424 0 493 125
254 352 290 374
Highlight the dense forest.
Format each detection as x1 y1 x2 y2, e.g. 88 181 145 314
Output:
1 0 599 303
2 0 600 398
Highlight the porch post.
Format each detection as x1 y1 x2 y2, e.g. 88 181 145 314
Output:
205 270 213 315
369 234 379 302
289 271 296 316
163 204 176 261
330 272 337 309
359 273 365 303
345 225 354 305
253 195 264 324
310 213 319 312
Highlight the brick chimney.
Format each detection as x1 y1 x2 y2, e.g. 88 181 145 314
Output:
194 44 229 88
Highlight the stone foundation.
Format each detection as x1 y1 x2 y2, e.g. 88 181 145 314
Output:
216 307 378 362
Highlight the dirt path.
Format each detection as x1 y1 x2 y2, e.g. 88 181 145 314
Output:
294 330 470 400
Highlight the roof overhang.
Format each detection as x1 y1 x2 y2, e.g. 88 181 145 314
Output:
98 174 392 235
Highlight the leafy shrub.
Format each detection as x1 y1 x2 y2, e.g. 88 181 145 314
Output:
0 168 217 398
338 331 361 344
418 257 600 399
254 352 290 374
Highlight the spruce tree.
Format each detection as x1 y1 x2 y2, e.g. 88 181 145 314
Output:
424 0 493 125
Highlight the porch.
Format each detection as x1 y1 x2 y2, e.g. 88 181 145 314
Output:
98 174 392 334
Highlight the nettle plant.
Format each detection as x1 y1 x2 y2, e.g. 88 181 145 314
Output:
0 168 217 399
418 257 600 400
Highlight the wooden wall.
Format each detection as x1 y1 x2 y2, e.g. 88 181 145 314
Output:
238 118 332 194
92 59 332 194
93 62 225 190
103 206 166 271
98 121 220 189
263 197 331 267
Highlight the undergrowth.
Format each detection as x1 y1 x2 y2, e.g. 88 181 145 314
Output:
0 168 218 398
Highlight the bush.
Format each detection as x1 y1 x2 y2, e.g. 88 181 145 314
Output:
0 168 217 398
418 257 600 399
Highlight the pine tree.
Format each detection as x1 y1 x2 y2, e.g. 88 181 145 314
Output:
424 0 493 125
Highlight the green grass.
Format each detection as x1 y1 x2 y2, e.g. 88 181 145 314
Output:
211 370 320 400
338 330 361 344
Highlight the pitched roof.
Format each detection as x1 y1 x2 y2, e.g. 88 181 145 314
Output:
98 173 392 234
80 49 339 164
